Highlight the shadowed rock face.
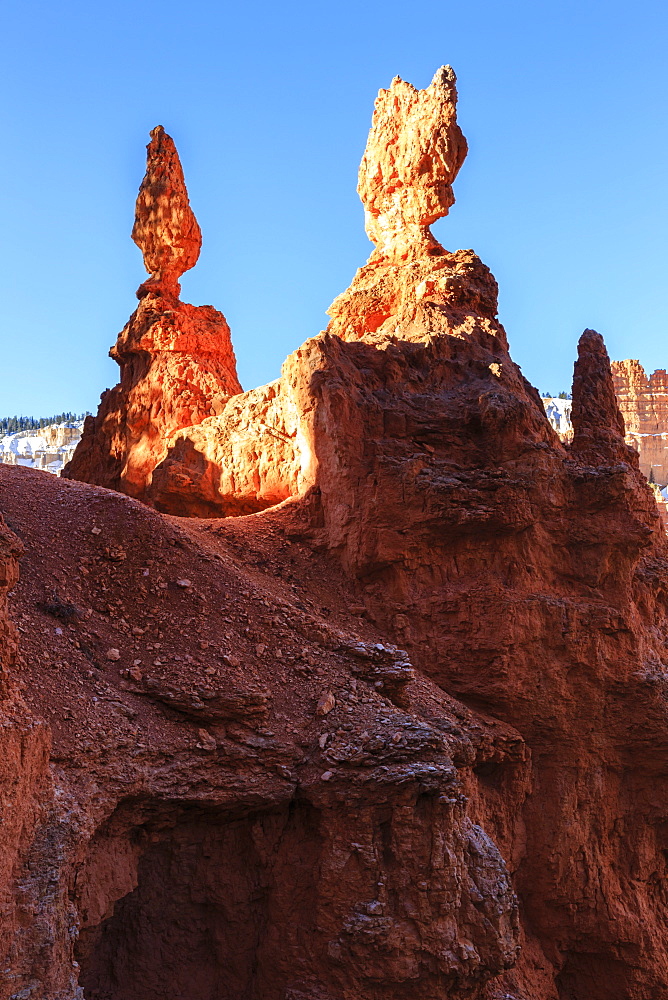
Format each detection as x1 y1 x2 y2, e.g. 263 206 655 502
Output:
12 68 668 1000
0 464 523 1000
570 330 635 466
64 127 241 498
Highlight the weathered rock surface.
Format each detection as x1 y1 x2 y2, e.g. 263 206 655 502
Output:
357 65 467 257
0 466 521 1000
611 358 668 484
131 125 202 295
64 127 241 498
6 67 668 1000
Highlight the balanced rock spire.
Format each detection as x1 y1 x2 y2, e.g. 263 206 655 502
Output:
358 66 468 257
132 126 202 295
64 127 241 497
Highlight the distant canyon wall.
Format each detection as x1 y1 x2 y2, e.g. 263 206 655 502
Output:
546 368 668 490
611 361 668 483
0 422 83 475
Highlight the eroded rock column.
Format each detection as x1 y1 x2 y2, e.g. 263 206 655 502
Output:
65 127 242 498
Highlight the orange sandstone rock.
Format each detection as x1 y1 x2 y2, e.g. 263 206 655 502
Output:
358 66 467 257
571 330 637 466
147 67 508 516
611 358 668 484
132 126 202 295
145 70 668 1000
28 68 668 1000
64 127 241 498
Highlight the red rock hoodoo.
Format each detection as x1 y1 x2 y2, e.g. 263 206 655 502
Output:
5 67 668 1000
64 126 241 499
611 359 668 483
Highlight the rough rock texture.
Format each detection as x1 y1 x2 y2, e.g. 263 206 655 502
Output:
64 127 241 499
6 68 668 1000
145 68 503 517
611 359 668 484
0 514 55 999
357 66 467 257
0 467 521 1000
131 126 202 294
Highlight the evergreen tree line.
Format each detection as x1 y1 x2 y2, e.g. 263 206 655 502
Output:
541 392 572 399
0 412 91 436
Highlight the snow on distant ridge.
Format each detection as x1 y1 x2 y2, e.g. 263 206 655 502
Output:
542 397 573 442
0 420 84 475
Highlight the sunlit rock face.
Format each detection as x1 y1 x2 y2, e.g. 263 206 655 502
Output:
357 66 467 258
131 125 202 296
147 67 512 515
64 126 241 498
611 359 668 485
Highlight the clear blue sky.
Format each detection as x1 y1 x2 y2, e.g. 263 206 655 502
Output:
1 0 667 415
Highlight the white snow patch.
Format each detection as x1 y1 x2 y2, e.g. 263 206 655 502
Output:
0 421 84 476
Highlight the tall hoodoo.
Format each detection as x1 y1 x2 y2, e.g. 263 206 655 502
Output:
145 69 668 1000
64 127 241 498
132 125 202 294
358 66 468 257
326 67 503 348
32 70 668 1000
570 329 636 466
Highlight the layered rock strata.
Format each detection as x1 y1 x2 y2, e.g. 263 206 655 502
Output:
64 126 241 498
6 67 668 1000
611 359 668 483
0 421 83 475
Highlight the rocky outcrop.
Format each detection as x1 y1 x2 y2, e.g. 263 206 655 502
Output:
0 464 522 1000
145 68 511 517
142 68 668 999
570 330 636 466
64 126 241 498
357 65 467 257
6 66 668 1000
131 125 202 295
611 359 668 484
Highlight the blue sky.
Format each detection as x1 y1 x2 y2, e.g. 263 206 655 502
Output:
1 0 667 415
